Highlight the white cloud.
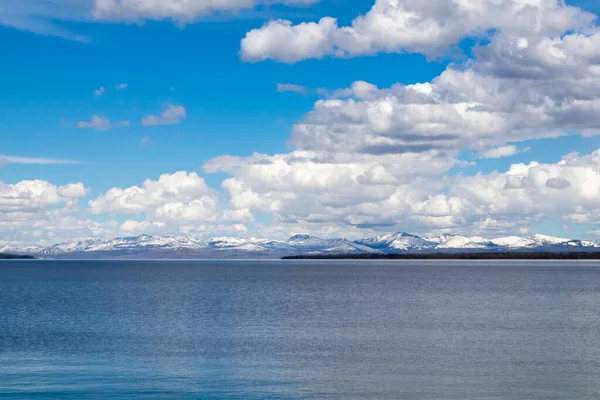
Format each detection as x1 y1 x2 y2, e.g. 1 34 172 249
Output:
58 183 89 198
205 10 600 236
142 105 186 126
0 210 121 247
209 5 600 237
242 18 338 63
445 150 600 225
203 147 600 237
93 0 320 22
116 219 253 238
77 115 130 131
0 175 252 246
0 155 79 166
116 83 128 89
89 171 252 224
94 86 105 96
277 83 309 95
10 0 600 245
546 177 571 189
139 136 154 147
0 0 320 39
241 0 595 63
0 180 88 212
283 29 600 155
0 1 91 41
204 150 459 231
474 31 600 80
479 145 524 159
7 147 600 244
77 115 110 131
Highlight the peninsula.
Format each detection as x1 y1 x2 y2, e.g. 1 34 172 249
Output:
0 253 35 260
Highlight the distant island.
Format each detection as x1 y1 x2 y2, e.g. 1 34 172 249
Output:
283 252 600 260
0 253 35 260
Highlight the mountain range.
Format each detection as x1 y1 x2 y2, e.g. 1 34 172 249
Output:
1 232 599 259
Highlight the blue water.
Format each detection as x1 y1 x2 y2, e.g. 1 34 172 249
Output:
1 260 600 399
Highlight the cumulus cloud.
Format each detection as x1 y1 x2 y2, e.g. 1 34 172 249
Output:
0 175 252 246
445 150 600 226
8 146 600 244
474 32 600 80
208 5 600 236
241 0 595 63
0 179 104 245
10 0 600 244
0 180 88 212
203 147 600 236
93 0 320 22
116 83 128 89
204 150 459 229
142 105 186 126
94 86 105 96
0 211 122 248
479 145 525 159
77 115 130 131
209 1 600 236
546 177 571 189
242 18 338 63
130 5 600 186
89 171 252 224
283 28 600 155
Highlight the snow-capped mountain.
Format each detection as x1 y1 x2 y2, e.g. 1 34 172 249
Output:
39 235 209 256
0 244 44 255
425 234 497 250
288 234 378 255
3 232 600 259
490 234 598 249
208 237 292 253
355 232 431 251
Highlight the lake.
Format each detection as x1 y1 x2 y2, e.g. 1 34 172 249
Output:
1 260 600 399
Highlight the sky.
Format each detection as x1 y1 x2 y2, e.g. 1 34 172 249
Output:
3 0 600 245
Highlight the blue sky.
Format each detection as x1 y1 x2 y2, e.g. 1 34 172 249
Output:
3 0 600 244
1 0 450 193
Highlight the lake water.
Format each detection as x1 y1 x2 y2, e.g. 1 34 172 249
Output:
1 260 600 399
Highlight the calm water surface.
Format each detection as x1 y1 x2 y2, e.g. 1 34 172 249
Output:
1 260 600 399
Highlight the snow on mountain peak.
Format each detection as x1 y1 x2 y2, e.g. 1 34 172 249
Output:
40 235 209 255
5 231 600 258
491 234 570 249
355 232 431 251
529 234 571 245
426 234 495 249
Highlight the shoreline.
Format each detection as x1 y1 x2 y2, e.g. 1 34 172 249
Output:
283 252 600 260
0 254 35 260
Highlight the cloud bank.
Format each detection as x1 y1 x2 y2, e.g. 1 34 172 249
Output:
6 0 600 244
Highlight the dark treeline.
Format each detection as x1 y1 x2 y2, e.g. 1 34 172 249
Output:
283 252 600 260
0 253 35 260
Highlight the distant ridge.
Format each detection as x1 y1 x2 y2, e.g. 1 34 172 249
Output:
2 232 599 259
283 252 600 260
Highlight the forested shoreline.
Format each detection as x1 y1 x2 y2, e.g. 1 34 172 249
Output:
0 253 35 260
283 252 600 260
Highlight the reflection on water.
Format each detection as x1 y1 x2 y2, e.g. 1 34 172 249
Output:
1 260 600 399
